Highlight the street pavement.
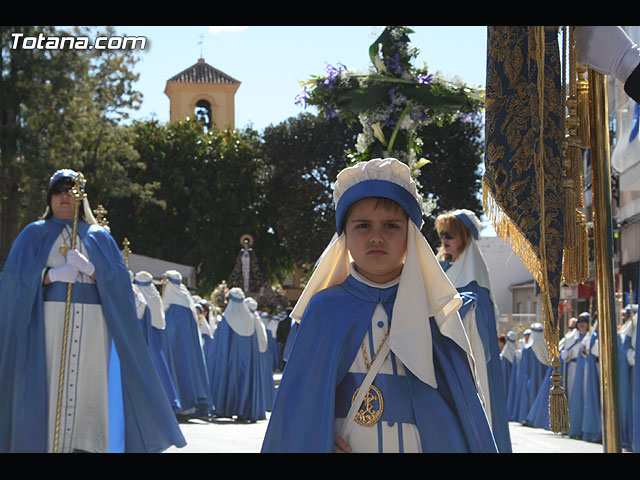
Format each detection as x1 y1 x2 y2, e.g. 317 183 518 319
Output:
164 416 612 453
164 372 617 454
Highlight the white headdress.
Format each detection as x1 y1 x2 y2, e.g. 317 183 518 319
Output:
528 322 550 366
134 270 166 329
162 269 198 323
223 288 255 337
245 297 268 352
291 158 473 388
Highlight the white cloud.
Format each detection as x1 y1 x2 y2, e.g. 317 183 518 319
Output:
208 26 248 34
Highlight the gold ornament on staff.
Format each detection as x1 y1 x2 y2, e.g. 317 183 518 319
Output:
93 204 109 228
52 173 86 453
122 237 131 270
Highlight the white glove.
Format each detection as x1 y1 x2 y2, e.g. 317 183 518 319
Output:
48 263 80 283
575 26 640 83
560 349 568 360
66 249 95 276
627 347 635 367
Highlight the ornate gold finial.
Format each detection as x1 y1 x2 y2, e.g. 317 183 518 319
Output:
58 175 87 259
93 204 109 228
122 237 131 269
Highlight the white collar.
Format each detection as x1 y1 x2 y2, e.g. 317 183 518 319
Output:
349 263 401 289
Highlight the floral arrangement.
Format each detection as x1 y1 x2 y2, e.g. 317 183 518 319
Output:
209 280 229 309
295 26 484 214
256 284 289 313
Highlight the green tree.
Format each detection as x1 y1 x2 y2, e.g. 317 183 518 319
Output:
261 112 359 270
0 26 146 265
416 116 485 248
106 118 285 296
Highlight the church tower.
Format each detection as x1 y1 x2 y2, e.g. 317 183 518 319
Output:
164 58 241 130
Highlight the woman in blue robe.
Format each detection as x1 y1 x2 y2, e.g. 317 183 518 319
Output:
435 209 511 453
207 288 266 422
133 271 182 413
581 327 602 443
0 169 185 452
500 331 518 404
162 270 212 416
245 298 275 412
512 323 548 423
617 307 634 449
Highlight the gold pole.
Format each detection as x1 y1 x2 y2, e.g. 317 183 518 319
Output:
588 69 621 453
52 175 86 453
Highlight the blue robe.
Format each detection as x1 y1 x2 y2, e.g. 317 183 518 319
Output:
164 303 212 414
512 344 547 423
567 346 587 438
445 274 511 453
617 326 633 449
206 316 266 421
258 344 276 412
0 217 186 452
282 320 298 364
581 332 601 443
634 321 640 452
506 354 520 421
137 304 182 413
500 352 516 402
261 275 497 453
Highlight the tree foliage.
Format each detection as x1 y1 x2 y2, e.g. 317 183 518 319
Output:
415 116 485 248
261 113 359 271
105 118 288 295
0 26 486 295
0 26 146 265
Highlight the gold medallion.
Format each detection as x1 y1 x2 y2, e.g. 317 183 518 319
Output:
352 385 384 427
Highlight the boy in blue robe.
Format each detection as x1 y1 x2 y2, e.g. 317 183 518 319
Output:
261 158 496 453
0 169 185 452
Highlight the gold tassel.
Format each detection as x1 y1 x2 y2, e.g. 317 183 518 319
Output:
548 357 570 432
561 26 590 286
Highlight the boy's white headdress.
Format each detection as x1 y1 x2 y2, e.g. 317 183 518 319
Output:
291 158 472 388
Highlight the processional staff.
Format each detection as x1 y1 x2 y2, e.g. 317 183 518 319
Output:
589 67 621 453
52 174 86 453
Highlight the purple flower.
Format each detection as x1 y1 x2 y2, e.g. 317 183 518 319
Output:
461 112 474 122
417 73 433 85
295 86 311 107
386 53 403 75
323 63 346 90
324 104 340 120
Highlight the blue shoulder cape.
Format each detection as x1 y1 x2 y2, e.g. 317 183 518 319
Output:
0 218 186 452
261 275 497 453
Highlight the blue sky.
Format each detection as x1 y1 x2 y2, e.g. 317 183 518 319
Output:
113 26 488 132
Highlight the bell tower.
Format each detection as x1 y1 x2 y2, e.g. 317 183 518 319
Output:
164 58 241 130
